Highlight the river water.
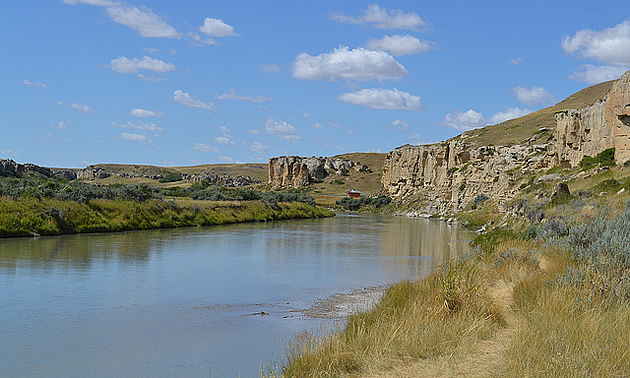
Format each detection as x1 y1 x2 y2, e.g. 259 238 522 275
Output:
0 214 473 377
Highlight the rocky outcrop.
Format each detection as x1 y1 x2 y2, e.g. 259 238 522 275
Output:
381 141 555 212
77 166 110 180
381 70 630 213
269 156 370 187
556 70 630 167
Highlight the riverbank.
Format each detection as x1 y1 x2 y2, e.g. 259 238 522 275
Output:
0 197 334 238
267 168 630 376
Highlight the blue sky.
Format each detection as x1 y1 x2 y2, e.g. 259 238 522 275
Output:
2 1 630 168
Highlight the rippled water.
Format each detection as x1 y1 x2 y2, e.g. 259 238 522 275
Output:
0 214 473 377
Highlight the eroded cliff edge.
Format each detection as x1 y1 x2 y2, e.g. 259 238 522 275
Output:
382 70 630 213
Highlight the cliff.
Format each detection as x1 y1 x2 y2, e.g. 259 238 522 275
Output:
268 156 370 187
382 70 630 213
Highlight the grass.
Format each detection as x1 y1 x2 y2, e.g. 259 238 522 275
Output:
0 197 334 237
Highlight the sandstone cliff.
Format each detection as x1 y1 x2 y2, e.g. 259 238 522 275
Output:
268 156 369 187
382 70 630 213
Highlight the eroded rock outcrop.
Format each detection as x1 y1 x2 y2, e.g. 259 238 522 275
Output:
381 141 555 212
381 71 630 213
269 156 369 187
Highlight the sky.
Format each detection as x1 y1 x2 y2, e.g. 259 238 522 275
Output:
2 1 630 168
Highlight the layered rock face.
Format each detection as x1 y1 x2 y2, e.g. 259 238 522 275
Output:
382 71 630 213
381 141 555 212
268 156 368 187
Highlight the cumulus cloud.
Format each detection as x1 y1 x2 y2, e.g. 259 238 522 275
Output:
105 4 180 38
216 89 271 103
312 122 325 130
292 46 408 82
260 64 280 73
510 86 556 107
562 20 630 66
64 1 180 38
442 109 485 131
249 142 269 153
264 117 302 143
338 88 423 110
72 102 97 113
219 125 231 134
130 108 163 118
569 64 629 84
366 35 433 56
214 136 235 146
199 18 238 37
23 79 47 88
510 57 523 65
193 143 219 152
488 107 531 124
331 4 426 31
173 90 216 112
57 121 68 130
111 121 164 134
121 132 151 143
109 56 175 74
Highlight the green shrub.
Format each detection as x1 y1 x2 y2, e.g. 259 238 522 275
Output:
579 148 615 170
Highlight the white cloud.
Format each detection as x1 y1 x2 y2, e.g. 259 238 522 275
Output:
260 64 280 73
216 89 271 103
312 122 325 130
264 117 302 143
488 107 531 124
72 102 97 113
562 20 630 66
219 125 231 134
391 119 409 130
443 106 531 132
111 121 164 134
510 57 523 65
338 88 423 110
57 121 68 130
188 32 217 46
121 132 151 143
63 0 116 5
105 4 180 38
193 143 218 152
292 46 408 82
214 136 235 146
173 90 216 112
218 155 234 162
331 4 426 31
199 18 238 37
249 142 269 153
23 79 47 88
130 108 163 118
109 56 175 74
510 86 556 107
366 35 433 56
569 64 629 84
442 109 485 131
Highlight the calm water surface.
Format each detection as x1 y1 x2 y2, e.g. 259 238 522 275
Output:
0 214 473 377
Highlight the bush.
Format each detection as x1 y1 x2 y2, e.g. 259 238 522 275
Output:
579 148 615 170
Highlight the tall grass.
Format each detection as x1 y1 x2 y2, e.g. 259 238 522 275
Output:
266 262 505 377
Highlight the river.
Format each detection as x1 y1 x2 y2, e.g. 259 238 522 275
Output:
0 214 473 377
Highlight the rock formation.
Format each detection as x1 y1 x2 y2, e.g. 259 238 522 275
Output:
268 156 369 187
381 70 630 213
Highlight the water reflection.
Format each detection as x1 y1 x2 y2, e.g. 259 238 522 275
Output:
0 214 475 377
